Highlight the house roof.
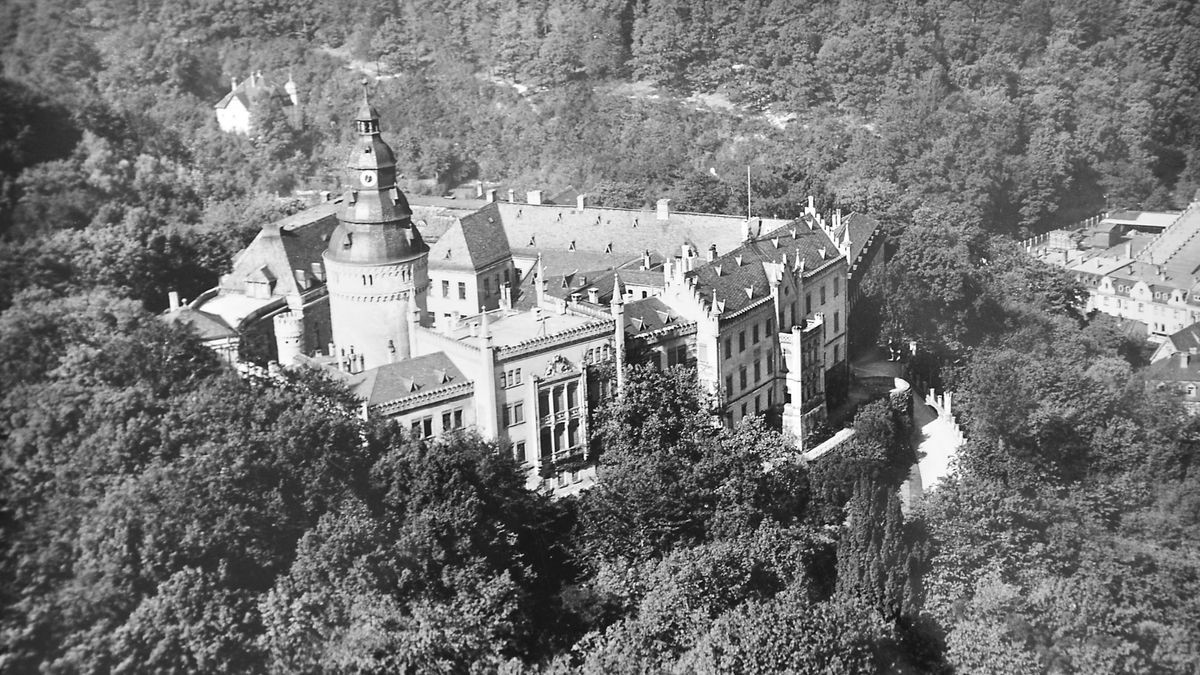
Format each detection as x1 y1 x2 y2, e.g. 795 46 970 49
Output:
1143 354 1200 383
1135 202 1200 282
214 75 295 111
348 352 470 406
162 306 237 341
831 212 880 263
493 201 790 260
219 200 340 298
690 221 843 317
1168 322 1200 353
624 296 684 335
428 202 512 272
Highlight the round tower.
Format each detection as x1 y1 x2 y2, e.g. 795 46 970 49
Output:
324 84 429 371
273 311 305 366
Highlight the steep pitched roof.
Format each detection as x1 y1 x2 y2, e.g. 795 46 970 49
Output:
833 212 881 263
690 222 843 317
349 352 469 406
624 297 684 335
1167 322 1200 353
428 202 512 271
219 200 339 297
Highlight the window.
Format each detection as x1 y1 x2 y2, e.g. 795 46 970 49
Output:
752 324 760 344
834 345 840 363
501 368 522 388
740 403 747 419
725 338 732 359
568 382 579 409
458 282 467 300
739 365 747 390
725 375 734 396
513 441 526 463
834 311 840 332
442 280 450 297
441 409 463 431
767 318 773 334
767 352 774 374
754 360 761 382
442 411 452 431
739 331 746 352
454 409 463 428
504 402 524 426
755 395 761 414
820 285 826 304
668 345 687 366
805 293 812 314
410 417 433 438
834 276 840 296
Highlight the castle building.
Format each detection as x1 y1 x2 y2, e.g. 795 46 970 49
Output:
178 91 882 493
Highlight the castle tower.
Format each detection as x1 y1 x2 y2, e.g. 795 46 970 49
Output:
272 311 305 366
610 275 626 396
324 84 429 371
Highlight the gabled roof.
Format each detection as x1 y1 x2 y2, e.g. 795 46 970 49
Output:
690 222 843 317
214 75 295 111
428 202 512 272
349 352 470 407
1136 202 1200 282
1167 322 1200 353
1143 355 1200 383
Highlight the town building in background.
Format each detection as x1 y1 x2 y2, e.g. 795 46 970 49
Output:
214 70 302 135
1025 204 1200 338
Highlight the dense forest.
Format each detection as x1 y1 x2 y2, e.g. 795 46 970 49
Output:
2 0 1199 672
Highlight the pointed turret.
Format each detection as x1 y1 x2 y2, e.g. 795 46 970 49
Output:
610 274 626 396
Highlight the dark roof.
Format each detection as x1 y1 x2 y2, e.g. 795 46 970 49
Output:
162 306 237 341
220 201 340 297
429 202 512 271
1144 355 1200 383
624 297 683 335
691 222 843 316
214 76 295 111
349 352 469 406
833 213 880 263
1168 322 1200 352
546 185 580 205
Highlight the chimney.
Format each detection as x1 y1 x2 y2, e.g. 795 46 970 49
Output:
1126 241 1133 258
527 190 543 205
230 76 238 92
311 262 325 282
656 198 671 221
294 268 309 290
320 190 331 202
168 291 180 310
475 181 484 198
1181 351 1191 369
587 287 600 304
486 188 497 202
641 250 652 270
708 244 718 262
577 194 586 211
507 189 515 202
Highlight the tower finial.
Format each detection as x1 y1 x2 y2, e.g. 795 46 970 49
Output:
610 273 623 306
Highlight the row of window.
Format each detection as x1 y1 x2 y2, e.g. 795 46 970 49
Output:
410 408 465 438
724 352 775 396
500 368 522 388
725 318 776 359
437 269 515 302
